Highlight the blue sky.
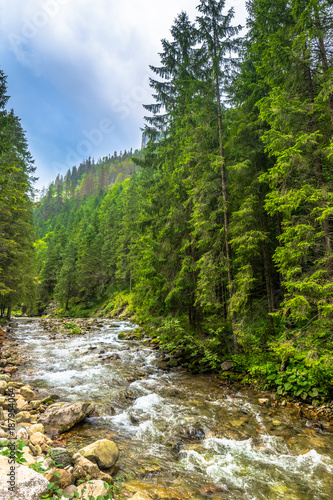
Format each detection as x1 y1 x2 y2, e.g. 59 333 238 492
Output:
0 0 246 190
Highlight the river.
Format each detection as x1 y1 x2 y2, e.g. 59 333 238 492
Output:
11 318 333 499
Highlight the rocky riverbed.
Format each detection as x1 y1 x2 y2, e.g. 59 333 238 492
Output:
1 318 333 500
0 319 149 500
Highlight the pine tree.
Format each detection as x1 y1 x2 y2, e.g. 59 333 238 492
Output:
196 0 242 349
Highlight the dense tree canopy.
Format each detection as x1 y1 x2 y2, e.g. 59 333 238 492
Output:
0 69 36 318
33 0 333 401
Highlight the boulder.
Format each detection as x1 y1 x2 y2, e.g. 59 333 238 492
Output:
20 386 35 402
77 480 109 499
72 452 112 482
0 454 49 499
38 401 95 433
30 432 53 453
78 439 119 469
221 360 233 371
0 374 10 383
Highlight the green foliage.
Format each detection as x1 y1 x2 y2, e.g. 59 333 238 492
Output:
70 328 82 335
64 322 78 329
0 439 27 464
31 0 333 400
156 318 232 372
0 69 36 318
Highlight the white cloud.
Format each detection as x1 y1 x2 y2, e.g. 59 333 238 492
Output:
0 0 247 188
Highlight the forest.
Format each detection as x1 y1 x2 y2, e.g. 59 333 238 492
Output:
1 0 333 403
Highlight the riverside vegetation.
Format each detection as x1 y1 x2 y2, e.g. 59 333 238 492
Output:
1 0 333 407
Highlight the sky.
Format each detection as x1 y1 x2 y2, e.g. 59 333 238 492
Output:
0 0 247 190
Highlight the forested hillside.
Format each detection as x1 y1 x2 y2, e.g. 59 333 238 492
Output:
0 70 36 319
33 0 333 402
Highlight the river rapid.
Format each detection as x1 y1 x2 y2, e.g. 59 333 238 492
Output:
12 318 333 500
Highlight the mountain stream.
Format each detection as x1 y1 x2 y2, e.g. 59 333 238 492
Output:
12 318 333 500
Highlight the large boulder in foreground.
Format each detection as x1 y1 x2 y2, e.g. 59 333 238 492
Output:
78 439 119 469
0 455 49 500
38 401 95 433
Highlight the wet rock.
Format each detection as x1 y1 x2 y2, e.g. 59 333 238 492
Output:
184 424 205 440
38 401 95 433
47 447 73 468
0 454 49 499
0 374 10 383
199 483 228 495
130 493 154 500
305 420 323 431
44 468 72 489
259 398 270 405
77 479 109 499
0 380 7 395
78 439 119 469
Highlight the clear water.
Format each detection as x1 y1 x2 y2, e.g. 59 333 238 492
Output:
12 319 333 499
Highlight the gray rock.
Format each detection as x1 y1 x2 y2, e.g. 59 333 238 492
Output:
17 427 29 442
0 455 49 499
221 360 233 371
38 401 95 433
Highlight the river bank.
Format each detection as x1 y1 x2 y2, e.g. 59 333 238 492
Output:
1 317 333 499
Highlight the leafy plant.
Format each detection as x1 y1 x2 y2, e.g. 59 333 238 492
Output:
70 327 82 334
64 322 78 329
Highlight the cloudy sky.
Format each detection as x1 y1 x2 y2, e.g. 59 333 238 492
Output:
0 0 246 189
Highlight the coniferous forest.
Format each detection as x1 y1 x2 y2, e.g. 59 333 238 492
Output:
2 0 333 402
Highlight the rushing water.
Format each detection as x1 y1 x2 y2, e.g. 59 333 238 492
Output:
12 318 333 499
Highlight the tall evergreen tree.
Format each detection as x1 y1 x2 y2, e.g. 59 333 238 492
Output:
196 0 242 349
